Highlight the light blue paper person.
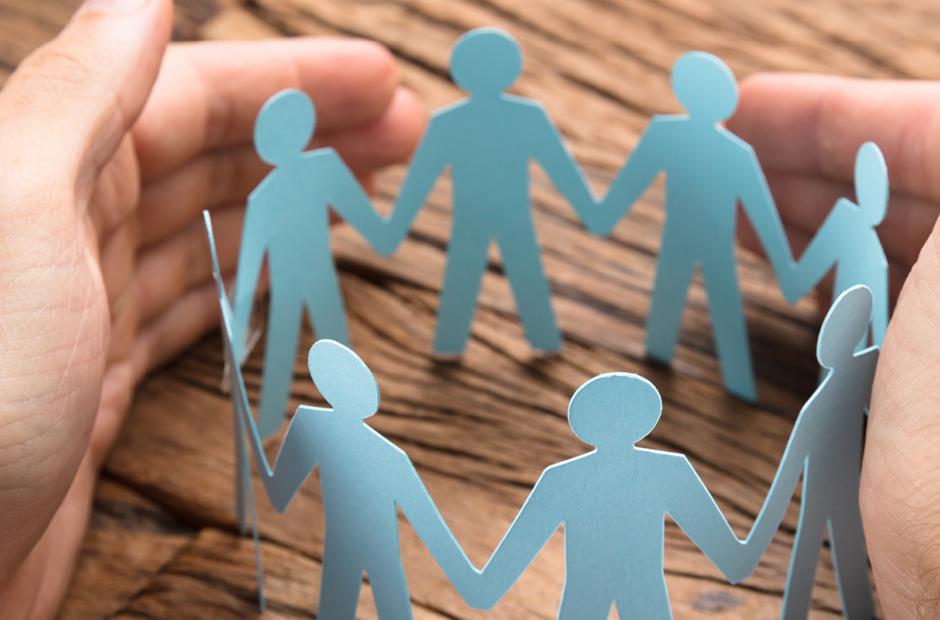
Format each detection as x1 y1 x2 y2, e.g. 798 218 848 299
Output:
452 372 747 618
209 211 475 618
233 89 390 438
381 27 599 355
595 52 794 401
784 142 889 348
736 284 877 619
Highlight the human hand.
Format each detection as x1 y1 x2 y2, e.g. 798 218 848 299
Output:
728 74 940 617
0 1 425 618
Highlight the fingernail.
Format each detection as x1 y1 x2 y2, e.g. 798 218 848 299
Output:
78 0 149 15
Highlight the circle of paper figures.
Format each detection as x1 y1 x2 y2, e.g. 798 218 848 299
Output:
205 24 891 620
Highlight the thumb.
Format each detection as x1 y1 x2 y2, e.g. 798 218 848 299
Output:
861 220 940 618
0 0 172 196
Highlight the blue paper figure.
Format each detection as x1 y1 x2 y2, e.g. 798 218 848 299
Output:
209 211 475 618
382 27 599 355
739 285 877 619
595 52 794 401
233 89 390 438
453 372 747 618
783 142 889 348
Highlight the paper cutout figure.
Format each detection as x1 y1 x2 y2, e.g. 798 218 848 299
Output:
739 285 877 619
382 27 598 355
209 211 476 618
783 142 889 348
595 52 794 401
232 89 389 438
452 372 746 618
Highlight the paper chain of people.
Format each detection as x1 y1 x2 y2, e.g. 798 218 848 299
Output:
204 26 891 620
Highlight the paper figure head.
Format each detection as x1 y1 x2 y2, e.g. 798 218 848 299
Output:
307 339 380 418
450 27 522 96
817 285 874 369
254 89 315 166
854 141 889 226
671 52 738 123
568 373 663 448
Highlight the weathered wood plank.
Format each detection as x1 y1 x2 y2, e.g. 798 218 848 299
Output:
0 0 929 617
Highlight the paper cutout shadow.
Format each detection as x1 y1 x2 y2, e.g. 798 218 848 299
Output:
595 51 794 401
784 142 890 348
232 89 389 438
382 27 599 355
209 210 474 619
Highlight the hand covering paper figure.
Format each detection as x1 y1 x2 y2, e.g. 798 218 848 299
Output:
784 142 890 348
382 27 599 356
738 285 877 619
596 52 794 401
453 372 747 619
232 89 390 438
207 211 476 618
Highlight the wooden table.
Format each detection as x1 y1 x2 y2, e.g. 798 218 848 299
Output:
4 1 938 618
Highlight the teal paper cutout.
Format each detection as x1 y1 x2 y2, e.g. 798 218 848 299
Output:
453 372 747 618
783 142 889 348
207 212 267 609
382 27 599 355
596 52 794 401
233 89 389 438
739 285 877 618
209 211 476 618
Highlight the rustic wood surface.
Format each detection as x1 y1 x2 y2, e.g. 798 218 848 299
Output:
2 0 939 618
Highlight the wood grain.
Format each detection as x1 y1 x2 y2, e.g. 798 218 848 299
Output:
1 0 938 617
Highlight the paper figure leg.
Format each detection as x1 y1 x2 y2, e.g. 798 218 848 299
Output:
433 237 489 355
305 267 350 344
780 517 826 620
498 231 561 351
368 550 415 620
701 254 756 401
828 510 875 619
258 293 303 438
557 588 614 620
615 582 673 620
317 543 363 620
645 253 696 364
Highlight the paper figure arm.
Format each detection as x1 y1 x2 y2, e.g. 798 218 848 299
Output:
237 401 321 513
595 121 664 235
666 455 748 583
382 118 449 253
396 459 480 595
737 146 796 294
737 414 812 577
787 201 845 303
320 151 390 253
530 105 600 231
232 193 267 360
469 469 562 610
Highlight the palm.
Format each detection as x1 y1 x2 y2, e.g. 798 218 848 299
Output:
0 31 424 619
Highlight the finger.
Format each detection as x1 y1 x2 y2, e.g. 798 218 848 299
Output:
861 218 940 619
0 0 171 201
757 169 940 267
136 87 424 248
133 204 243 326
729 74 940 202
131 279 224 383
134 37 401 179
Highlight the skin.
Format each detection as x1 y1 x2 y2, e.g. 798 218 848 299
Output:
0 0 426 617
728 73 940 618
1 1 938 617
